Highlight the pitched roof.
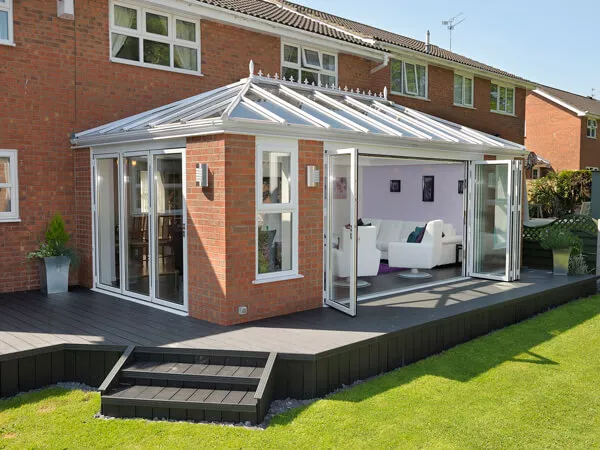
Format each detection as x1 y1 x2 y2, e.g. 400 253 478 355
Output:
534 85 600 118
195 0 528 83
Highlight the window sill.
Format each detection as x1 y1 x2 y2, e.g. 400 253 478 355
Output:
389 91 431 102
0 217 21 223
586 136 597 140
453 103 476 110
109 57 204 77
0 40 16 47
490 109 516 118
252 273 304 285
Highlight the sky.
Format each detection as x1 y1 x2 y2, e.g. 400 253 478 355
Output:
296 0 599 97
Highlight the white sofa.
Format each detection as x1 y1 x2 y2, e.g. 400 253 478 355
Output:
333 226 381 278
388 220 442 277
362 218 462 266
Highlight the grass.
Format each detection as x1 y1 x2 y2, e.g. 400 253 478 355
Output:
2 296 600 449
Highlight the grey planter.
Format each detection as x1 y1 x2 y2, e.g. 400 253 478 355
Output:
39 256 71 294
552 247 571 276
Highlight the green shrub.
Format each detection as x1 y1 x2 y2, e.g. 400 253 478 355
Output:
539 227 581 252
27 214 78 266
529 170 591 217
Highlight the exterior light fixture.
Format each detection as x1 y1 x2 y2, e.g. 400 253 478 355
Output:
307 165 320 187
196 163 208 187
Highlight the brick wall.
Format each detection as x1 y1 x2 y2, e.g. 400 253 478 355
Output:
579 118 600 169
524 93 581 172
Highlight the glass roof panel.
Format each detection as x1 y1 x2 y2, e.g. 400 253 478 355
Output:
341 100 424 138
230 103 272 121
245 91 312 126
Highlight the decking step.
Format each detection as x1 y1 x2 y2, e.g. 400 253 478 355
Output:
121 361 263 385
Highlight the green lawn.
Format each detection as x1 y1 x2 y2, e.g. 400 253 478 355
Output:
2 295 600 449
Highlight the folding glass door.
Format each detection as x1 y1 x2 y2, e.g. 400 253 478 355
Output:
94 150 186 311
466 160 522 281
325 148 358 316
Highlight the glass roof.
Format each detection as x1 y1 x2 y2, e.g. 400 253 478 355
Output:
72 75 526 153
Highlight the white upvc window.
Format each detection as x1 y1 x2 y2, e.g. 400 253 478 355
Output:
454 72 474 107
490 82 515 115
0 150 19 222
281 42 337 87
390 58 428 99
0 0 13 45
255 139 299 282
109 1 201 75
587 119 597 139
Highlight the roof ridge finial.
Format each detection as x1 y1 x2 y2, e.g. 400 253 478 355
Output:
249 60 254 77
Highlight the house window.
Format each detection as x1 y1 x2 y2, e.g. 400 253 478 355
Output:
281 43 337 87
454 73 474 107
490 82 515 115
110 1 200 74
256 141 298 281
390 58 428 99
0 150 19 222
532 168 540 180
587 119 597 139
0 0 13 44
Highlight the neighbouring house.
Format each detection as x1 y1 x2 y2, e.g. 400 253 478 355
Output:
525 86 600 175
1 0 533 325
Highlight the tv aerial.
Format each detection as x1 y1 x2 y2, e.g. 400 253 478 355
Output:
442 12 466 51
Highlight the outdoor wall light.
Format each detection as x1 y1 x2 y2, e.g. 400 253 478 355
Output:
196 163 208 187
307 165 320 187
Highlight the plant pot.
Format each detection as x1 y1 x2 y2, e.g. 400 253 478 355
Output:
39 256 71 294
551 247 571 276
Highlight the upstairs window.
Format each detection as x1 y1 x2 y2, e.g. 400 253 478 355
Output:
281 43 337 87
490 82 515 115
110 1 200 74
587 119 597 139
390 58 428 99
454 73 474 107
0 150 19 222
0 0 13 44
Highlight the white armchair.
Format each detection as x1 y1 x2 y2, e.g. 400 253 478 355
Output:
388 220 443 278
333 225 381 278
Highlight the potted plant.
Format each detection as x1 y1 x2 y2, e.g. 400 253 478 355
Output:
27 214 78 294
539 227 581 275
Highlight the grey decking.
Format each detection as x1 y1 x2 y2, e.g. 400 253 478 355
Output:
0 269 596 358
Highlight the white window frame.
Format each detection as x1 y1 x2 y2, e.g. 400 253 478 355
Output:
109 0 202 76
490 82 516 115
454 72 474 107
390 58 428 99
281 42 338 87
254 138 299 283
0 0 14 46
0 149 19 222
587 119 597 139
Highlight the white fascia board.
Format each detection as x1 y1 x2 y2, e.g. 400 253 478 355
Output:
140 0 386 61
533 89 587 117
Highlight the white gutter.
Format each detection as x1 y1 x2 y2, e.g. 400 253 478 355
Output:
533 88 587 116
370 54 389 74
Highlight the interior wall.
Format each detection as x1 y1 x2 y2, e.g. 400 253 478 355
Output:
361 162 465 231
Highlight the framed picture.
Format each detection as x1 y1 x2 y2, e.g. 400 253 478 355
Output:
389 179 401 193
422 175 434 202
458 180 464 194
333 176 347 199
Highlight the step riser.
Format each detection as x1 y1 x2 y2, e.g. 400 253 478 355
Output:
102 404 258 424
121 371 260 386
120 377 256 391
134 353 267 368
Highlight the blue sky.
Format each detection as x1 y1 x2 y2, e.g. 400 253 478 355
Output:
297 0 598 97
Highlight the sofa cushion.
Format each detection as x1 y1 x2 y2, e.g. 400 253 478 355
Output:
442 223 455 237
378 220 404 246
407 225 426 243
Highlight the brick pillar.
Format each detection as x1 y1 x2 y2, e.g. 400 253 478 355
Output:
74 149 93 287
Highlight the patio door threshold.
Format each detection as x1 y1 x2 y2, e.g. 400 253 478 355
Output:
356 276 470 302
91 287 189 317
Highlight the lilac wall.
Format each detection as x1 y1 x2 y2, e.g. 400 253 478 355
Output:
361 163 465 231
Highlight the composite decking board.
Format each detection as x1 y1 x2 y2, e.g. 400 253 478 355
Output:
171 387 196 401
205 389 230 404
239 391 257 406
222 390 248 405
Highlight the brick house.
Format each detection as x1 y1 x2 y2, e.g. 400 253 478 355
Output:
1 0 532 325
525 86 600 176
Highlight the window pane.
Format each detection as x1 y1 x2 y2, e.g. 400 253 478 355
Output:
320 73 336 87
454 74 463 104
258 212 293 274
390 59 403 93
404 63 417 95
303 49 320 67
464 77 473 105
146 12 169 36
176 19 196 42
114 5 137 30
0 11 7 41
301 70 318 85
144 39 170 66
112 33 140 61
490 84 498 110
416 64 427 97
283 45 299 64
262 151 292 204
506 88 514 114
322 53 336 71
499 86 507 111
0 188 10 213
282 66 299 82
174 45 197 71
0 157 10 184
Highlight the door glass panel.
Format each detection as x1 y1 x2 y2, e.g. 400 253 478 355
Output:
124 155 150 296
154 154 184 305
96 158 120 289
472 163 510 277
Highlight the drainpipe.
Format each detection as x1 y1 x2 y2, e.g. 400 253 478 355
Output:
370 53 389 74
